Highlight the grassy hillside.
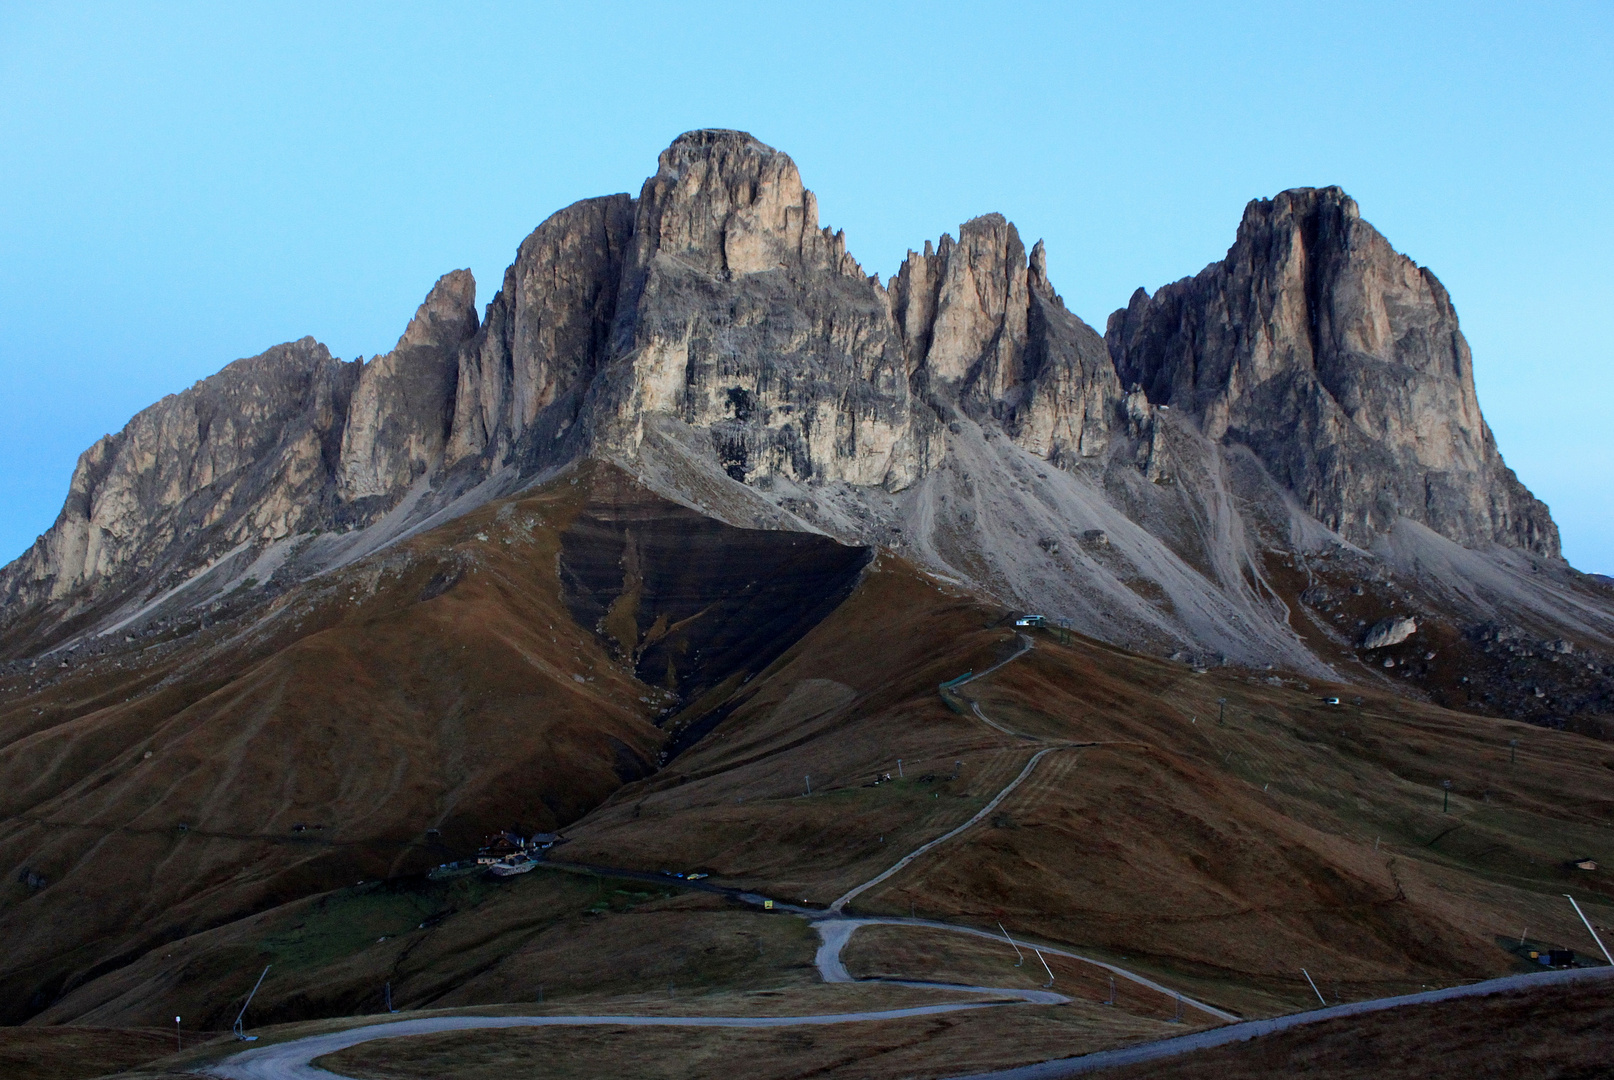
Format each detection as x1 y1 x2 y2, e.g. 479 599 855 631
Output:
0 463 867 1023
2 465 1609 1074
563 556 1614 1016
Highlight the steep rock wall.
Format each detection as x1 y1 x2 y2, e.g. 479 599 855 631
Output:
1105 187 1558 557
0 134 1574 678
447 194 634 468
589 130 922 490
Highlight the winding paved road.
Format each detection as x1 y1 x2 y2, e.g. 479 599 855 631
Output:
830 747 1067 912
952 634 1036 689
947 965 1614 1079
203 629 1612 1080
811 917 1234 1022
206 1003 1015 1080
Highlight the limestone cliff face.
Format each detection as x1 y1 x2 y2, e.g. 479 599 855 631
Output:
0 134 1571 671
1106 187 1558 556
339 269 477 500
590 130 922 489
0 338 360 615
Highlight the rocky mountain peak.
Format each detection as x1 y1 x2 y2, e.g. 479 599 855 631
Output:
0 140 1585 684
1107 185 1559 557
448 194 634 469
395 268 478 350
628 128 842 282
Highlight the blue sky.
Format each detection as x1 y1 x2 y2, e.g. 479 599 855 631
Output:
1 2 1609 570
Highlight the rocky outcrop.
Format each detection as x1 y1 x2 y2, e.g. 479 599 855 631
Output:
340 270 477 501
590 131 922 489
1362 616 1418 649
1106 187 1559 557
0 133 1580 681
0 271 489 624
0 338 360 616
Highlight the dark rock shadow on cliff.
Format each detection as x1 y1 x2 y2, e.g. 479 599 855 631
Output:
558 466 870 717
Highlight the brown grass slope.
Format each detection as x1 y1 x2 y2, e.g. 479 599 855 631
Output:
3 464 1610 1057
562 558 1614 1016
0 463 867 1024
0 475 657 1021
27 867 823 1030
0 1025 176 1080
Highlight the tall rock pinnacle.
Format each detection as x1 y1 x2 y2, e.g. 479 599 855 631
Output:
340 269 478 500
1106 187 1558 556
592 130 918 486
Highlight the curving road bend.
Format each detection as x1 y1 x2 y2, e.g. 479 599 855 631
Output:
812 917 1233 1022
811 918 1066 1005
206 1002 1017 1080
829 747 1067 912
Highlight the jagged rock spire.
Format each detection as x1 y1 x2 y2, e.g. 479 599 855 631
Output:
1106 187 1558 556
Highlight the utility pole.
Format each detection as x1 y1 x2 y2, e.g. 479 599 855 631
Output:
897 759 903 778
233 965 271 1039
175 1017 182 1052
998 922 1025 967
1301 968 1326 1006
1565 894 1614 965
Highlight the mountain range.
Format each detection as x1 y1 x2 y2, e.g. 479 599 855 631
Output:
0 131 1609 1049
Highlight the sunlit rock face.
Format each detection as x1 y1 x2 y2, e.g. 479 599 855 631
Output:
1 132 1576 682
447 194 634 470
1105 186 1558 557
0 337 361 615
341 268 477 500
891 215 1121 465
